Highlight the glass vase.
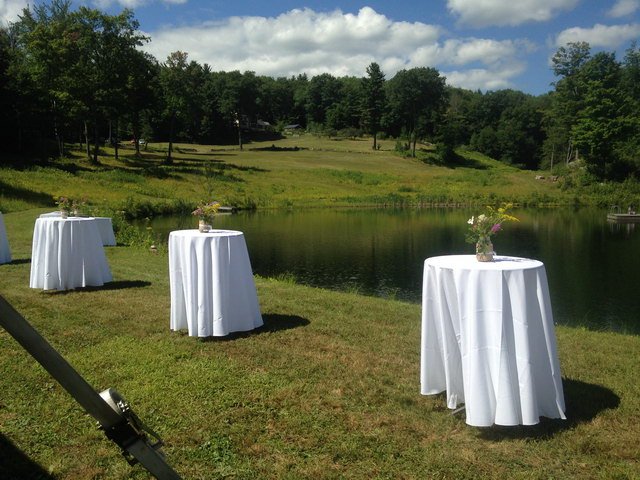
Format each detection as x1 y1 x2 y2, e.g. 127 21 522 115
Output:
475 236 494 262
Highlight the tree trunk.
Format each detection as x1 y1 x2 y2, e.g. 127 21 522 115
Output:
372 132 377 150
133 110 141 156
92 118 99 165
411 131 417 157
113 117 119 161
166 112 174 165
84 120 90 159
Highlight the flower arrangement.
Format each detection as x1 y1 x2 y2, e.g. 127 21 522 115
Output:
55 196 72 213
466 203 518 259
192 201 221 221
71 198 86 215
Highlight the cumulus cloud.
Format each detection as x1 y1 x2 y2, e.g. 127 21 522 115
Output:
94 0 145 8
0 0 28 26
447 0 579 28
444 63 526 91
142 7 529 91
555 23 640 48
608 0 640 18
93 0 187 8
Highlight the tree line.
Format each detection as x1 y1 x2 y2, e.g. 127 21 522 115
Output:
1 1 639 180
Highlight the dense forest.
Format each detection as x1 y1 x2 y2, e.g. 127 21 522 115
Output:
1 0 639 181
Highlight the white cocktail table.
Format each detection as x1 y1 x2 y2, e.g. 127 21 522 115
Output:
169 229 263 337
30 217 112 290
421 255 566 426
0 212 11 264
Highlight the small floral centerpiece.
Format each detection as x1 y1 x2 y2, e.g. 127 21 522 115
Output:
71 198 86 216
466 203 518 262
192 201 221 232
55 196 72 218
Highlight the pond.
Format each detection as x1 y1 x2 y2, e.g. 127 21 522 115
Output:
145 208 640 335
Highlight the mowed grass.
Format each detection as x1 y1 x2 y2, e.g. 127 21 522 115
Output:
1 209 639 479
0 136 566 215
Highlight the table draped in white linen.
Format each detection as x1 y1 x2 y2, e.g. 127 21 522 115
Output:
421 255 566 427
39 211 66 217
29 217 112 291
169 229 263 337
93 217 116 246
39 212 116 246
0 212 11 264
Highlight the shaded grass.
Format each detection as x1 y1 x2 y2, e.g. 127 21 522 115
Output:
0 209 639 479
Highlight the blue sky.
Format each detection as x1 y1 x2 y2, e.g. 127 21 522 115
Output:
2 0 640 95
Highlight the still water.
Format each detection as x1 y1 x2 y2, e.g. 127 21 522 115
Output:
147 208 640 335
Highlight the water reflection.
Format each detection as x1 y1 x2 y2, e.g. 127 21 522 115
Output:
146 208 640 334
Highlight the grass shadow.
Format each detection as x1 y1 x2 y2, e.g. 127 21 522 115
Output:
259 313 310 332
476 378 620 440
0 180 54 207
249 145 308 152
196 313 310 342
0 432 55 480
4 258 31 265
425 152 488 170
47 280 152 295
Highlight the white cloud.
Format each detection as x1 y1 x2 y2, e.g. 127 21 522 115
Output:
142 7 529 91
444 63 526 91
555 23 640 48
447 0 579 28
608 0 640 18
0 0 28 26
92 0 186 8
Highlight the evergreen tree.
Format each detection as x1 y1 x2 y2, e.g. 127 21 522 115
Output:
361 62 386 149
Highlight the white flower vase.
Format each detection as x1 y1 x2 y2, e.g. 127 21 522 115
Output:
61 210 68 219
198 219 209 233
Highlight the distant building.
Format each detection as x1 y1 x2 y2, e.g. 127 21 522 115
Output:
256 119 272 131
283 124 302 134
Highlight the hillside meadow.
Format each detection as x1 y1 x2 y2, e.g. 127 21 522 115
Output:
0 136 639 478
1 136 583 216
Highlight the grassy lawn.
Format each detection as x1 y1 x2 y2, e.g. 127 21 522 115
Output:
0 136 569 215
0 137 639 478
1 208 639 479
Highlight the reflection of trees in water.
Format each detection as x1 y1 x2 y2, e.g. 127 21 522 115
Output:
608 220 636 237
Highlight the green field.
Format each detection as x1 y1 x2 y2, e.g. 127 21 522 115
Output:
0 137 639 479
1 136 579 216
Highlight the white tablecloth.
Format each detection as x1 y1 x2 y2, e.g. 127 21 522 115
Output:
40 213 116 246
169 229 263 337
30 217 112 290
0 212 11 264
421 255 566 427
93 217 116 246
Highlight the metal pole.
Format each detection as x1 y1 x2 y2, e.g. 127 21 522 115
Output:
0 295 182 479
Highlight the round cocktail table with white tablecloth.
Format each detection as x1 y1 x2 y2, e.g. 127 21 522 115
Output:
30 217 112 291
40 213 116 246
93 217 116 246
169 229 263 337
0 212 11 264
421 255 566 427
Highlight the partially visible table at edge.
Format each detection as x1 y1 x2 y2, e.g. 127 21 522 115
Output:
0 212 11 264
30 216 112 291
169 229 263 337
421 255 566 427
